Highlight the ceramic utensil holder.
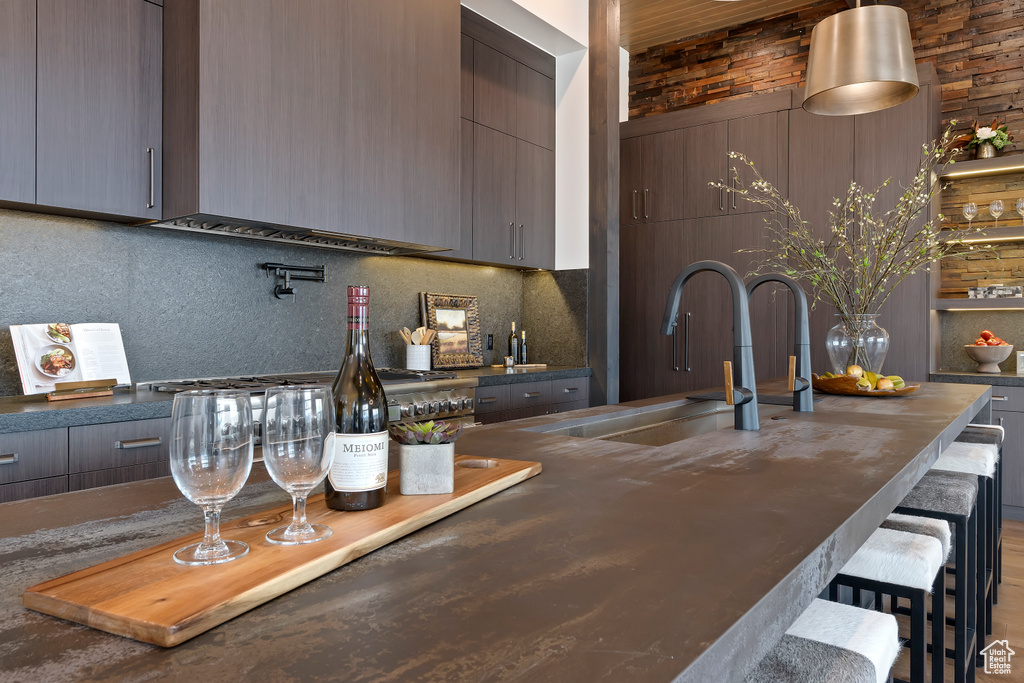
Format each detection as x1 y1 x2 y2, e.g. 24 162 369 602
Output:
406 344 431 371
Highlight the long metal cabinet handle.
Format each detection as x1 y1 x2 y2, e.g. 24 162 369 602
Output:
0 453 18 465
478 396 497 404
115 437 163 449
731 178 736 209
644 189 649 218
146 148 155 209
999 417 1005 426
518 224 524 260
720 186 724 211
684 312 691 372
523 391 542 398
992 395 1009 401
509 222 515 259
672 327 679 371
563 386 579 393
632 190 638 220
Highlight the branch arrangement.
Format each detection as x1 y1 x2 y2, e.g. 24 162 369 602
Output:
710 124 988 319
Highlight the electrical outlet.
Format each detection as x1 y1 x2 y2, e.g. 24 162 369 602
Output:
486 334 493 350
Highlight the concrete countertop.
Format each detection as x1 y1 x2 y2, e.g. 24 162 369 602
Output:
0 381 989 681
931 370 1024 387
0 367 591 434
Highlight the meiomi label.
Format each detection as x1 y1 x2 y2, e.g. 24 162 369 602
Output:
326 431 388 492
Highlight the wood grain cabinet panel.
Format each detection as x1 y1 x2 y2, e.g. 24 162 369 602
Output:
682 121 728 219
0 0 36 205
69 417 171 474
475 384 511 416
69 461 171 492
0 476 68 504
516 63 555 150
446 118 475 261
473 124 517 264
37 0 161 220
473 42 517 135
510 380 552 409
994 410 1024 510
620 138 643 226
515 140 556 270
641 130 687 223
990 386 1024 412
727 112 778 215
0 428 69 486
461 34 474 121
552 377 589 403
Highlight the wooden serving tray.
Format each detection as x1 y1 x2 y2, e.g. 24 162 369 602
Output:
23 455 541 647
811 373 920 397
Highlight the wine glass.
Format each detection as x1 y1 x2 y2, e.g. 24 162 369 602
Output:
991 199 1004 229
963 202 977 228
262 385 336 545
1016 198 1024 225
169 390 254 565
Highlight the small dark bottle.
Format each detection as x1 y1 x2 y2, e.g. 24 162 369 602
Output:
519 330 527 365
508 321 519 365
325 286 389 511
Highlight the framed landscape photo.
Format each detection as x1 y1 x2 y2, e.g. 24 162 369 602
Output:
419 292 484 369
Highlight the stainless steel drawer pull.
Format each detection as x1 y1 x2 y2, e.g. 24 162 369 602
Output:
632 190 638 220
992 395 1009 401
719 186 724 211
509 222 516 259
147 147 155 209
478 397 497 405
524 391 542 399
519 224 525 260
563 387 579 393
644 189 650 218
115 437 163 450
0 453 18 465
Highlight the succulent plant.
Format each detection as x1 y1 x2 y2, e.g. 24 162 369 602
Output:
389 420 464 445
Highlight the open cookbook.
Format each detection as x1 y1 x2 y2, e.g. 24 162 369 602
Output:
10 323 131 395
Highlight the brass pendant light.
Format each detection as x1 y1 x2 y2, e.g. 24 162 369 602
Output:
802 2 919 116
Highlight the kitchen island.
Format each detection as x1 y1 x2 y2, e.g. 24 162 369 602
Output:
0 381 989 682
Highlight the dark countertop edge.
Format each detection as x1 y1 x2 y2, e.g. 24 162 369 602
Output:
930 371 1024 386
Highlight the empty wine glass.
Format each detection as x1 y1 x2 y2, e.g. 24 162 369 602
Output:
1016 198 1024 225
963 202 978 228
991 199 1004 229
262 385 336 545
169 390 254 565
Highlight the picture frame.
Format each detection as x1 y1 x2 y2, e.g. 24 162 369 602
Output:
419 292 484 369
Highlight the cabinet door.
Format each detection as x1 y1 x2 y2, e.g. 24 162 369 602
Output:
0 0 35 204
473 124 517 264
728 112 778 215
461 34 474 120
515 139 555 269
994 410 1024 509
516 63 555 150
680 214 781 392
619 221 686 401
621 137 643 226
37 0 161 220
682 121 728 219
641 129 687 222
445 119 475 260
854 87 933 381
788 109 855 374
474 42 516 135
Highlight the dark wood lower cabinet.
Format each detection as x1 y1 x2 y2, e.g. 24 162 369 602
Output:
0 476 69 504
69 461 171 492
994 408 1024 513
475 378 590 424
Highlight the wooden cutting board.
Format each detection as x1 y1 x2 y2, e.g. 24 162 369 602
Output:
24 455 541 647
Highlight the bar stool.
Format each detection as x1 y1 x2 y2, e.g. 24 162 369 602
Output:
746 599 901 683
955 424 1003 600
830 528 946 683
892 470 979 682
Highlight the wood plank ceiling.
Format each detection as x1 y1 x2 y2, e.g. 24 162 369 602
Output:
620 0 820 53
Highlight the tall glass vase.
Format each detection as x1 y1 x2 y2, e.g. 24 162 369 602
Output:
825 314 890 375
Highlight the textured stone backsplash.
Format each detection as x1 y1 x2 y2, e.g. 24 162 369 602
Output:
939 310 1024 372
0 209 587 396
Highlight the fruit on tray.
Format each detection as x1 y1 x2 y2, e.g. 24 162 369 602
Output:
846 364 864 378
974 329 1010 346
819 370 905 391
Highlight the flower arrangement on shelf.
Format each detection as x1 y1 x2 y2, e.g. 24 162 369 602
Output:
954 118 1013 156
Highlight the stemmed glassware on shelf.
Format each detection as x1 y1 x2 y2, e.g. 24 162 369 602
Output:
963 202 977 229
169 390 254 566
1016 198 1024 225
262 385 336 545
990 200 1004 229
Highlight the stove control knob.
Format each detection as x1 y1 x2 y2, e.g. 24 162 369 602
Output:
402 404 415 417
414 403 427 416
457 398 470 410
428 401 440 413
439 399 451 412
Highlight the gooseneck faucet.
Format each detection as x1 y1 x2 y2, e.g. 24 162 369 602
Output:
746 274 813 412
661 260 759 431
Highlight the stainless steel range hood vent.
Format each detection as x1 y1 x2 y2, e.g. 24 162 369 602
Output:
149 214 448 257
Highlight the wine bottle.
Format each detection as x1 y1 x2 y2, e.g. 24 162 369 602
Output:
325 286 389 511
508 322 519 365
519 330 527 365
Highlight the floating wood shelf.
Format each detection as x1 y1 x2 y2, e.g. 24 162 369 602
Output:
940 154 1024 180
934 298 1024 311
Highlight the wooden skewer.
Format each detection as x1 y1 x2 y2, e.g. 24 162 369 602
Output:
724 360 734 406
788 355 796 392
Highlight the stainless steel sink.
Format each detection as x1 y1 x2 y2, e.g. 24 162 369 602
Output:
534 401 790 447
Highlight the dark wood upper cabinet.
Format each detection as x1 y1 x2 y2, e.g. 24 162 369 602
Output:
727 112 778 215
516 63 555 150
473 123 517 264
620 137 642 226
0 0 36 205
515 139 555 269
682 121 728 219
164 0 460 250
473 42 517 136
642 129 687 223
36 0 161 220
461 34 474 121
448 118 475 261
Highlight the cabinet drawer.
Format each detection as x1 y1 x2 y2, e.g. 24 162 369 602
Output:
990 386 1024 412
0 475 69 503
69 417 171 473
69 461 171 492
552 377 589 404
510 380 551 409
475 385 510 415
0 428 68 485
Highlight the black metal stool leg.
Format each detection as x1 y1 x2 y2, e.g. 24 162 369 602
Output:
932 568 945 683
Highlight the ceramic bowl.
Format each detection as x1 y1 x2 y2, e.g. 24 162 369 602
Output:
964 344 1013 373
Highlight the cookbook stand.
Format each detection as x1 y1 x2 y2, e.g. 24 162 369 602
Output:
46 378 117 402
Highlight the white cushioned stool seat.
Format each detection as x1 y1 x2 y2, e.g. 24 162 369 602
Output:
933 440 998 478
839 528 944 592
881 513 952 561
746 599 900 683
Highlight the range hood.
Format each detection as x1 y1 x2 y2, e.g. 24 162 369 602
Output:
149 214 449 257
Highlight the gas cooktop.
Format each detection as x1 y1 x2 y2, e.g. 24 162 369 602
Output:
143 368 458 394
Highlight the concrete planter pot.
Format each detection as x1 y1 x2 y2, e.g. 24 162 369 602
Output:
397 442 455 495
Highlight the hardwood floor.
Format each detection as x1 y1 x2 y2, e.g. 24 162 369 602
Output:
889 519 1024 682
